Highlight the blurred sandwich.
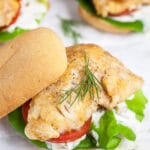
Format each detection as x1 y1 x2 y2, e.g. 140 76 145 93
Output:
77 0 150 33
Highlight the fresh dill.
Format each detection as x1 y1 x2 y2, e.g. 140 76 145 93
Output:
60 17 82 44
59 54 101 106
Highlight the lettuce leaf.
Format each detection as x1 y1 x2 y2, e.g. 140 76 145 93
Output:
74 110 136 150
73 133 97 150
0 28 27 42
126 90 148 121
8 107 49 149
77 0 144 32
95 110 136 149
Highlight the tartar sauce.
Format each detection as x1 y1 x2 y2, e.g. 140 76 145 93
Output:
7 0 47 32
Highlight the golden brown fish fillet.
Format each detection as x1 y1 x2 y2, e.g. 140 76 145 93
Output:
142 0 150 4
92 0 148 16
0 0 19 27
25 44 143 141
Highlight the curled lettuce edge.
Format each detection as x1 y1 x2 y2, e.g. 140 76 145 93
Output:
0 28 27 42
126 90 148 121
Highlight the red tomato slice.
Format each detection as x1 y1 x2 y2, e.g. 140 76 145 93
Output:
22 101 92 143
109 8 137 16
0 0 21 30
22 100 30 123
48 117 92 143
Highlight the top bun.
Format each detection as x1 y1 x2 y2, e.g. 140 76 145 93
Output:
0 28 67 119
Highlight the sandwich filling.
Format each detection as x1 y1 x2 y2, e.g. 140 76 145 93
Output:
78 0 150 32
92 0 149 17
0 0 49 42
24 44 143 141
5 0 48 32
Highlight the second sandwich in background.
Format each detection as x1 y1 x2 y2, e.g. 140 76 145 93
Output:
77 0 150 33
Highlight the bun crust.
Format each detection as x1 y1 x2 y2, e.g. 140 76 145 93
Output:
79 7 132 34
0 28 67 118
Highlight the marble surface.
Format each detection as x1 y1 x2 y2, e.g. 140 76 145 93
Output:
0 0 150 149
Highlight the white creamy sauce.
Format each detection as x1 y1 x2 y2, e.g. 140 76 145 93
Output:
115 103 141 150
6 0 47 32
46 135 86 150
110 6 150 31
92 104 140 150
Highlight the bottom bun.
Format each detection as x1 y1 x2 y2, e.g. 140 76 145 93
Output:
79 7 132 34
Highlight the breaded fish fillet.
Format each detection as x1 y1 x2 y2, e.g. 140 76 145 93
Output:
93 0 149 16
25 44 143 141
0 0 19 27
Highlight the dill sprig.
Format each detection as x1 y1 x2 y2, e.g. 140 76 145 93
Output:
59 54 101 106
60 18 82 44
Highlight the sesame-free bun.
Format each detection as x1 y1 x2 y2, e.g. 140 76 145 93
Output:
0 28 67 118
79 7 132 34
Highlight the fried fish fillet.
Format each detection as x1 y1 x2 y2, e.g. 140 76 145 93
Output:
93 0 149 16
0 0 19 27
25 44 143 141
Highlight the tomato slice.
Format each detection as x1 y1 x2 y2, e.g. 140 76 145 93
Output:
109 8 137 16
48 117 92 143
22 100 30 123
22 101 92 143
0 0 21 30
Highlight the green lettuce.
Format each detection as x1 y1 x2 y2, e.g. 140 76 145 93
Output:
8 107 49 149
73 133 97 150
77 0 144 32
74 110 136 150
0 28 27 42
98 111 135 149
126 90 148 121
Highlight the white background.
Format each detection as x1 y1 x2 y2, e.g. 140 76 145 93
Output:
0 0 150 149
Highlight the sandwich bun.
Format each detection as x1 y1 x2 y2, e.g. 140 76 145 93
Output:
79 7 132 34
0 27 67 119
